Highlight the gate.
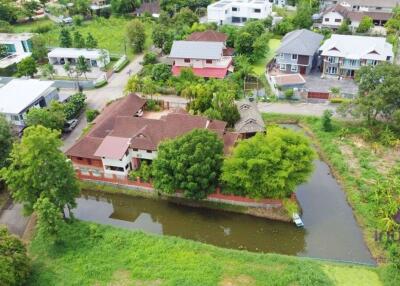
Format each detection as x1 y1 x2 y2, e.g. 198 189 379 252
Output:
308 91 329 99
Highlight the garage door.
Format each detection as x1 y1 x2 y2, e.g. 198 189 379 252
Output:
308 92 329 99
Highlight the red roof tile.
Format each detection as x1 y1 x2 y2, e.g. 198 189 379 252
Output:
187 30 228 42
94 136 130 160
172 66 228 79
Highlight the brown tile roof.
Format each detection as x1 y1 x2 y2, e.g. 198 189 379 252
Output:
223 132 239 155
94 136 130 160
66 136 103 160
223 47 235 56
324 4 392 22
271 74 306 86
187 30 228 43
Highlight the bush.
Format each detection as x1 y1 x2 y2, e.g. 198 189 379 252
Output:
143 52 157 65
85 109 99 123
0 20 13 33
321 110 334 132
284 89 294 99
64 93 86 120
128 161 152 182
329 98 350 104
151 63 171 82
283 199 299 216
0 227 30 286
73 15 84 26
32 23 53 34
145 99 161 111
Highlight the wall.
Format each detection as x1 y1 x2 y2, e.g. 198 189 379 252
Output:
130 148 157 161
322 11 344 27
275 53 312 74
101 152 132 176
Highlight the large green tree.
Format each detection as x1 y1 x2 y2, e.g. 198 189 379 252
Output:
25 101 66 131
34 195 65 242
0 115 13 169
0 227 30 286
31 35 48 61
1 125 80 215
152 129 224 199
126 19 146 53
293 0 314 29
17 56 37 77
0 0 18 24
59 28 72 48
356 16 373 33
221 127 315 199
22 0 40 20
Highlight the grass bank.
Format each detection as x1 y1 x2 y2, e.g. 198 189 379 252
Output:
262 114 399 262
252 38 281 76
27 221 382 286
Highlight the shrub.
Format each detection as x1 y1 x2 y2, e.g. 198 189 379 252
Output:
64 93 86 120
151 63 171 82
283 199 299 216
128 161 152 182
143 52 157 65
329 98 350 104
0 227 30 286
73 15 84 26
284 88 294 99
32 23 53 34
145 99 161 111
321 110 334 132
85 109 99 123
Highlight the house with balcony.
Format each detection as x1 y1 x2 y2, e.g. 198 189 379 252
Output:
319 34 394 78
48 48 110 68
66 94 239 180
0 33 34 69
274 29 324 75
169 40 234 79
207 0 272 26
0 79 58 128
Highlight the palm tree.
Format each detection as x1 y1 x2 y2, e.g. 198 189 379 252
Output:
124 75 143 95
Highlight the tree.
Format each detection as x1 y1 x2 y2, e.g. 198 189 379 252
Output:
321 110 334 132
25 101 66 131
0 115 13 169
210 92 240 127
59 28 72 48
63 92 86 120
17 56 37 77
73 31 85 48
142 77 157 100
152 24 169 49
251 32 271 63
85 109 99 122
172 7 199 28
356 16 373 33
31 35 47 61
337 19 351 34
221 127 316 199
22 0 40 20
34 195 65 242
293 0 313 29
126 19 146 53
63 62 74 79
111 0 138 15
124 75 143 94
0 125 80 215
151 63 171 82
0 0 18 24
76 55 91 79
273 18 295 36
71 0 90 15
86 33 98 48
354 63 400 125
234 31 253 55
152 129 224 200
0 44 7 58
0 227 30 286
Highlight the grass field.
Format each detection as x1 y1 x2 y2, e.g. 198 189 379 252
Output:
27 221 382 286
252 38 281 76
14 17 153 58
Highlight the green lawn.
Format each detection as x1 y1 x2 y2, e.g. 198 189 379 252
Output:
14 17 153 58
252 38 281 76
27 221 382 286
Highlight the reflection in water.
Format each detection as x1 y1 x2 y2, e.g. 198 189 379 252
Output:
70 124 375 264
76 190 306 254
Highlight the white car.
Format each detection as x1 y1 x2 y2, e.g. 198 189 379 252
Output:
63 119 78 133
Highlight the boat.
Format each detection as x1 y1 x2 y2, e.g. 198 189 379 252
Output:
292 213 304 227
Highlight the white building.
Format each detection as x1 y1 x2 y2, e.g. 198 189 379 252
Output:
48 48 110 68
0 33 34 69
319 35 394 78
0 79 58 127
207 0 273 25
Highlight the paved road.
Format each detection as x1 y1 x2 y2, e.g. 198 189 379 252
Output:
0 200 29 237
61 54 144 152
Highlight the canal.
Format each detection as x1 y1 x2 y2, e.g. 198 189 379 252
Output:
71 125 375 264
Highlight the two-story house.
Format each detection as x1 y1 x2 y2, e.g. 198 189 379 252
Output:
169 40 233 79
319 34 394 78
207 0 272 26
66 94 239 180
0 79 58 128
340 0 400 12
275 29 324 75
0 33 34 69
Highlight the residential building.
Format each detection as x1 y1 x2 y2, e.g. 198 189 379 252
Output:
134 0 160 17
169 40 234 78
272 0 287 7
48 48 110 68
0 33 34 69
66 94 238 179
186 30 235 56
320 4 392 31
207 0 273 25
319 34 394 78
234 99 265 138
0 79 58 127
340 0 399 12
275 29 324 74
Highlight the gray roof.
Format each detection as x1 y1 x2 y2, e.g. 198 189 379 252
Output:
234 100 265 134
168 41 223 60
276 29 324 56
342 0 399 8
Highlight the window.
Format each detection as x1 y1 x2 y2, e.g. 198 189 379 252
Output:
80 168 89 175
87 159 92 165
279 64 286 71
326 67 337 75
125 164 130 170
387 56 392 61
146 150 152 153
105 166 124 172
254 8 261 13
11 115 19 121
291 54 298 60
327 56 338 64
279 53 284 59
334 18 341 23
184 58 190 63
324 18 329 22
367 59 378 66
132 148 138 152
232 7 238 11
206 59 212 64
77 157 83 161
291 65 298 72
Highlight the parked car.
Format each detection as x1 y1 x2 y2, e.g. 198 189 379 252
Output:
63 119 78 133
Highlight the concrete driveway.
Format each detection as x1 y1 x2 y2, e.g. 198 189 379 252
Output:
61 54 144 152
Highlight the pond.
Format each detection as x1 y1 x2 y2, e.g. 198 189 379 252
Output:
71 125 375 265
